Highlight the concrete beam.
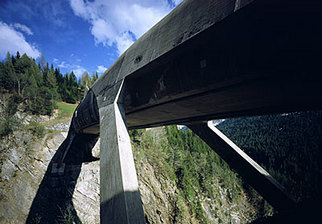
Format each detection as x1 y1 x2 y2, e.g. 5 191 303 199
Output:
99 81 144 223
75 0 322 133
187 121 296 212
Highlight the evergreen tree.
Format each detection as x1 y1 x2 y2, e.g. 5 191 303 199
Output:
16 51 20 60
13 53 33 96
0 52 15 91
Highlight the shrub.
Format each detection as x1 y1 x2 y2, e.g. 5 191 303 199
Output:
6 94 23 116
29 121 45 138
0 116 20 138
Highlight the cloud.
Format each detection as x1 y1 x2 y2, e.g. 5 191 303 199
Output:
58 61 71 68
56 59 86 78
0 21 40 59
72 66 87 77
12 23 33 35
97 65 107 74
173 0 183 6
53 58 59 63
69 0 180 55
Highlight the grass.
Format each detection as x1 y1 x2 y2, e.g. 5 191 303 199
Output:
56 101 78 118
22 102 78 132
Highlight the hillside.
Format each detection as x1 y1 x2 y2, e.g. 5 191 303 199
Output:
217 112 322 202
0 92 270 223
2 89 320 223
132 127 270 223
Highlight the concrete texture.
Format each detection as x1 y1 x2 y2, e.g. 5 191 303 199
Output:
99 82 144 223
76 0 322 131
72 0 322 218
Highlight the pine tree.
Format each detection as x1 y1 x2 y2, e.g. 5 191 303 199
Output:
13 53 33 96
16 51 20 60
1 52 15 91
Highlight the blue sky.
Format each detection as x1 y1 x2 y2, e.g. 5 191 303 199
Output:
0 0 182 77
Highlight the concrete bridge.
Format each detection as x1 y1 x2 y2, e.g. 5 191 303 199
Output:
66 0 322 223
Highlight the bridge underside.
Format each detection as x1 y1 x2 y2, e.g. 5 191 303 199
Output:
72 0 322 223
122 1 322 129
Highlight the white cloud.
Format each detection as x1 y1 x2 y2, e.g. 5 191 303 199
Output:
58 61 71 68
56 60 86 78
97 65 107 74
0 21 40 59
173 0 183 6
12 23 33 35
69 0 177 55
72 66 86 77
53 58 59 63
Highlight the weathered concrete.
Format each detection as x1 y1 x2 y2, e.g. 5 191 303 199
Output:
72 0 322 216
99 82 144 223
187 121 296 212
78 0 322 132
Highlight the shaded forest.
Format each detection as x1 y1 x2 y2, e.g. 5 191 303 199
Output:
131 111 322 222
217 112 322 202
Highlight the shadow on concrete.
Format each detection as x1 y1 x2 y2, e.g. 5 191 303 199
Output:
26 126 99 224
100 190 144 223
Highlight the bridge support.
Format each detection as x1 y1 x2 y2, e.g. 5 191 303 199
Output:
187 121 296 212
99 83 145 223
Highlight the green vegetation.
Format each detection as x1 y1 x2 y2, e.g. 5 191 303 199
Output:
164 126 244 221
131 112 320 222
130 126 265 223
217 111 322 202
0 51 98 116
57 205 75 224
0 51 97 138
56 101 77 118
0 94 22 138
0 116 21 138
28 121 45 138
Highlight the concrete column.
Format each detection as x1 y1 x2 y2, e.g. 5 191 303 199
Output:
99 84 145 223
187 121 296 212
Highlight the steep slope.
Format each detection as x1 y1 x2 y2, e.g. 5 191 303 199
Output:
1 93 272 223
132 127 269 223
0 120 267 223
217 112 322 203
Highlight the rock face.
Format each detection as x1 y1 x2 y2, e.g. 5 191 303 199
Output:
0 96 265 224
0 131 65 223
0 129 101 224
73 143 100 224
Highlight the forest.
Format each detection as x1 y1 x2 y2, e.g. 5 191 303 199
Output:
131 111 322 222
217 112 322 202
0 51 98 116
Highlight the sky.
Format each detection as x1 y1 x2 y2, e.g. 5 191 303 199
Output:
0 0 182 78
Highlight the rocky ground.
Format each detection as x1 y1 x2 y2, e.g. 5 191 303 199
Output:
0 96 262 223
0 101 101 223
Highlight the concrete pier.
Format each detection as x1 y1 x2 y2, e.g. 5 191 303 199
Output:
99 83 145 223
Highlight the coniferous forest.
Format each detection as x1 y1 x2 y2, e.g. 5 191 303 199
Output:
0 51 98 116
216 112 322 202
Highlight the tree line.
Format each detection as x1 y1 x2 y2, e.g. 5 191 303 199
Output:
0 51 99 116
